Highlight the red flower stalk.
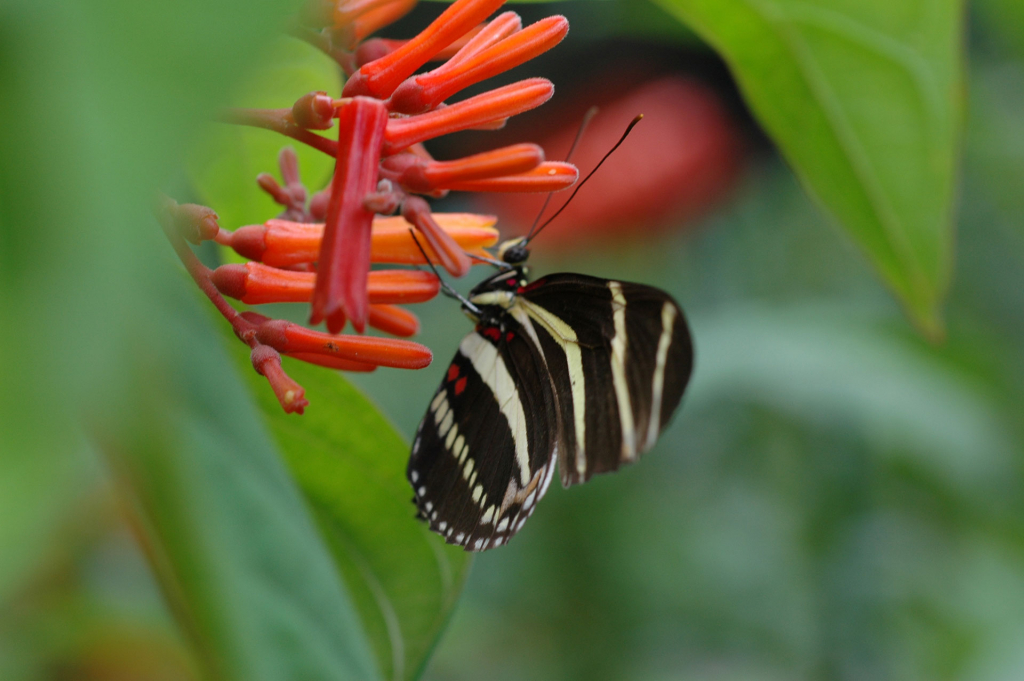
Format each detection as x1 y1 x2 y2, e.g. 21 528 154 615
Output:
312 96 389 333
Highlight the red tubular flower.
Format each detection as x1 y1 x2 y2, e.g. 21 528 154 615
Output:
368 304 420 337
441 11 521 67
380 143 544 192
292 91 336 130
389 15 568 114
442 161 578 193
311 96 389 333
212 262 440 306
402 197 472 277
383 78 554 154
343 0 505 99
251 345 310 414
255 319 433 369
285 352 379 372
351 0 418 44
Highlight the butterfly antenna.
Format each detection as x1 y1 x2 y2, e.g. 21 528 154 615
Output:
408 229 481 314
468 251 507 268
526 113 644 246
524 106 600 242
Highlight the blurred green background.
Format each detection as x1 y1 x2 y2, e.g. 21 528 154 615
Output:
3 0 1024 679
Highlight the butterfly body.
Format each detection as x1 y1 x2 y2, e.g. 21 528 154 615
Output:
408 264 693 551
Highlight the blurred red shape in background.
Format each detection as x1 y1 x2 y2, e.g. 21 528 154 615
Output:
476 76 745 247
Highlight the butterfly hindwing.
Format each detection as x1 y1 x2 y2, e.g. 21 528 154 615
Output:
519 273 694 487
408 321 559 551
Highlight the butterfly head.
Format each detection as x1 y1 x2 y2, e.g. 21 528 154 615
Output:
465 266 530 321
497 237 530 266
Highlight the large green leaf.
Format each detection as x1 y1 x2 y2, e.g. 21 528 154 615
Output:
231 346 472 681
100 273 380 681
655 0 965 335
1 0 384 677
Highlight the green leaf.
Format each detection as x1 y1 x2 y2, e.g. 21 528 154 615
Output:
688 304 1016 493
1 0 385 676
232 347 472 681
187 37 342 233
100 269 381 681
654 0 965 335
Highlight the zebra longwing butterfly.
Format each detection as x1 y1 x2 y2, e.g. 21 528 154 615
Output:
407 239 694 551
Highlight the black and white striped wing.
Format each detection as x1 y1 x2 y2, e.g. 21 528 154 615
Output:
408 323 559 551
519 273 694 487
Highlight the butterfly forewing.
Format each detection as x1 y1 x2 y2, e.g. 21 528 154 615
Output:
519 274 693 487
409 269 693 551
408 322 559 551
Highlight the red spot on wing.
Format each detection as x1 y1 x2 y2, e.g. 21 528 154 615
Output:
455 376 468 395
447 364 459 382
506 332 515 342
483 327 501 341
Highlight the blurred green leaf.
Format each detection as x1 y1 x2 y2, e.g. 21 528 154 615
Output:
101 269 380 681
188 37 342 233
974 0 1024 58
968 65 1024 232
688 305 1016 494
232 349 472 681
654 0 965 335
0 0 313 604
2 0 386 676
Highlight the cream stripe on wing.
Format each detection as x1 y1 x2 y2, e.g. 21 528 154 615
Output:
645 302 677 449
459 333 531 487
519 299 588 479
608 282 636 460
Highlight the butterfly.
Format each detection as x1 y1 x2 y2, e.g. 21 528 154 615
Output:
407 236 694 551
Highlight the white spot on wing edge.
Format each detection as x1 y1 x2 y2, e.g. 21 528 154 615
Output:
445 422 459 450
438 408 454 437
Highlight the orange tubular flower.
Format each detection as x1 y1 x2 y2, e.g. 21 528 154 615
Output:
168 0 578 413
221 213 499 267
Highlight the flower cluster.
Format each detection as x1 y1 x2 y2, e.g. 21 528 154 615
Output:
163 0 576 413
